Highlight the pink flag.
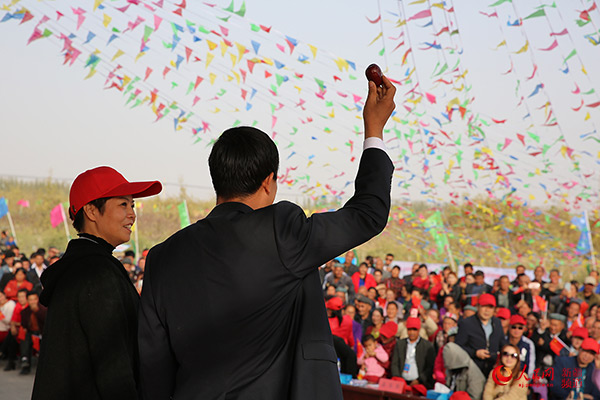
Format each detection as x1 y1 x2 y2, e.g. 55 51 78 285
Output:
50 204 65 228
539 39 558 51
16 200 29 208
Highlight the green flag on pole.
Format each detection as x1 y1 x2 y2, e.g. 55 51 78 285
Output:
423 211 450 254
178 200 191 228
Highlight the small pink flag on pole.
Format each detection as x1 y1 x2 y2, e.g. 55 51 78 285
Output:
16 200 30 208
50 204 65 228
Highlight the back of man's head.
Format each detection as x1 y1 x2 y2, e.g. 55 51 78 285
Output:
209 126 279 200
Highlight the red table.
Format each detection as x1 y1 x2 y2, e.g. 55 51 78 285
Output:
342 384 428 400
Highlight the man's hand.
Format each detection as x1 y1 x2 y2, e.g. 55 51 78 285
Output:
363 75 396 140
476 349 490 359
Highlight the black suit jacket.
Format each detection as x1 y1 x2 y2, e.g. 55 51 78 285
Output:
390 338 435 389
455 314 505 377
138 148 393 399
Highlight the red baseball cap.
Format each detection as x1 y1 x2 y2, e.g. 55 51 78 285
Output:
496 308 511 320
572 327 589 340
581 338 600 354
325 297 344 311
406 317 421 330
69 166 162 219
380 321 398 339
479 293 496 307
509 314 527 326
450 392 471 400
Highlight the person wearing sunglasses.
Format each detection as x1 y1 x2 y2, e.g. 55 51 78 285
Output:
506 314 536 378
482 344 528 400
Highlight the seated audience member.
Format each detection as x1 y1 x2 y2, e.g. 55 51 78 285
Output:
443 340 485 400
549 338 600 400
578 276 600 307
506 314 536 378
358 334 389 382
456 293 504 378
367 287 378 303
380 288 395 313
383 266 404 300
2 288 28 370
385 301 402 324
343 304 362 353
494 275 514 310
391 317 435 389
324 262 355 303
373 270 383 285
397 307 438 340
569 326 588 356
438 272 461 306
0 290 15 344
352 262 376 293
27 252 46 293
462 305 477 319
411 264 430 291
565 298 584 332
591 319 600 342
511 273 534 309
3 268 33 301
532 313 570 369
525 312 539 339
482 344 528 400
326 297 357 377
466 270 493 297
378 321 398 360
435 313 458 353
355 295 374 333
19 291 47 375
365 308 384 339
496 307 511 336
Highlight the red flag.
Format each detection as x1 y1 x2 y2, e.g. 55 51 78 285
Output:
549 336 567 355
50 204 65 228
32 335 40 352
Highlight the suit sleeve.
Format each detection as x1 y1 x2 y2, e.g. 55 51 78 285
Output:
78 267 137 400
391 342 403 377
137 250 178 400
274 148 393 278
455 319 476 359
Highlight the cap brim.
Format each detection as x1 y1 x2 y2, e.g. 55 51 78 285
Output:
103 180 163 199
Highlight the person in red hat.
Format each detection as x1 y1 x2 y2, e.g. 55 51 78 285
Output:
326 296 357 377
569 326 589 356
455 293 505 378
31 166 162 400
506 314 536 378
549 337 600 400
496 307 511 336
390 317 435 389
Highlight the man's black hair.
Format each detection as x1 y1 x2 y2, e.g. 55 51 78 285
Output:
208 126 279 200
124 250 136 258
26 290 39 298
17 288 29 296
72 197 109 233
386 253 394 258
474 270 484 277
464 263 473 269
418 264 428 271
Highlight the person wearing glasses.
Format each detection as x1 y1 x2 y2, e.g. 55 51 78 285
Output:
506 314 536 378
482 344 528 400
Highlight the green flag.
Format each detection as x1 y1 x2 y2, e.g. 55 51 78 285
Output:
524 9 546 19
423 211 450 255
178 201 191 228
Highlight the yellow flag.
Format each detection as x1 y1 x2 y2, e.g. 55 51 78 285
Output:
206 52 214 67
308 44 318 58
103 13 112 27
514 41 529 54
206 40 218 51
112 49 124 61
94 0 103 11
209 72 217 84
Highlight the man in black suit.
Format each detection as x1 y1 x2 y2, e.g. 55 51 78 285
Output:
138 77 396 399
455 293 505 378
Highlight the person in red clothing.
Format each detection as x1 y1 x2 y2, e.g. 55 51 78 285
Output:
412 264 430 291
2 288 28 371
326 296 358 376
3 268 33 301
352 262 377 293
378 321 398 360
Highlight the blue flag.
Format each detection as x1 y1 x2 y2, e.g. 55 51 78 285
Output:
0 198 8 219
571 213 591 254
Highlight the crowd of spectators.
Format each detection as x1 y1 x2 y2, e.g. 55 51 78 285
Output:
0 237 146 377
323 250 600 399
3 232 600 399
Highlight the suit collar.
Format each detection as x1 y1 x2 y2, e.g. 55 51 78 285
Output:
207 202 254 218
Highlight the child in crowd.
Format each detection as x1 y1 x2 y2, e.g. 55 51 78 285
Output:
357 334 389 382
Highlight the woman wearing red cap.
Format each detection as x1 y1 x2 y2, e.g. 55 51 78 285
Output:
31 166 161 400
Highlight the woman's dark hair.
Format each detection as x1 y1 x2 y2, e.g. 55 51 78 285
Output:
208 126 279 200
331 309 343 325
494 344 522 386
72 198 109 232
14 268 27 278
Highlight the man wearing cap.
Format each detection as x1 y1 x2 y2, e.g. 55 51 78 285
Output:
578 276 600 307
138 79 396 399
455 293 505 377
391 317 435 389
355 294 375 333
31 166 162 400
506 314 536 378
532 312 570 370
549 338 600 400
